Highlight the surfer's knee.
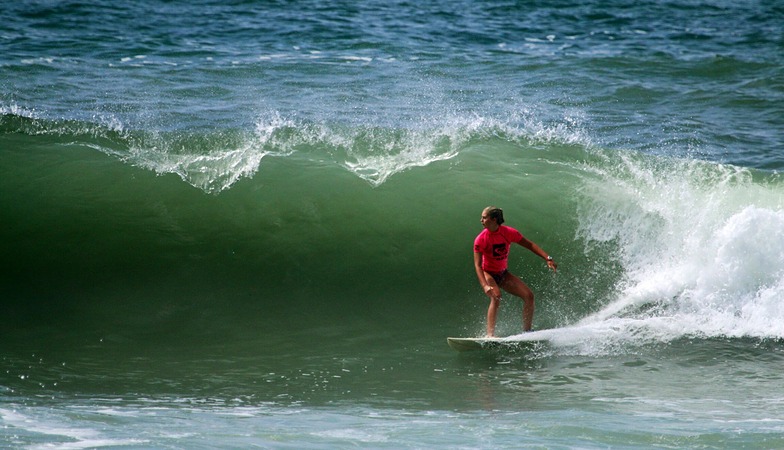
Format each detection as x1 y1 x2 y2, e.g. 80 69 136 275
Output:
519 289 534 310
508 278 533 303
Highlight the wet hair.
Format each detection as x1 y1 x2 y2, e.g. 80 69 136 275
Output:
485 206 504 225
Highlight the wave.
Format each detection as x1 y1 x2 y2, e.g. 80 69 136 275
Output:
2 108 782 350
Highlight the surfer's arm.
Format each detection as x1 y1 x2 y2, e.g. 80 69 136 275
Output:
473 252 494 294
518 236 557 272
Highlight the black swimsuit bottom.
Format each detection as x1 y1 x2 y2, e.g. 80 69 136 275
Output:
488 270 508 286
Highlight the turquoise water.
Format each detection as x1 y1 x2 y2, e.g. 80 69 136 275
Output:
2 1 784 448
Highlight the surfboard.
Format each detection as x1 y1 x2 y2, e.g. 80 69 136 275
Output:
447 336 545 352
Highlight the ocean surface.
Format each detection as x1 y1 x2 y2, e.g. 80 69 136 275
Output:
2 0 783 448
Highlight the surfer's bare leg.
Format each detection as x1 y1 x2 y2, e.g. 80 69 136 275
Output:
486 296 501 337
483 274 502 337
501 273 535 332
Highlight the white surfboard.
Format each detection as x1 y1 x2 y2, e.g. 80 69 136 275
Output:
447 336 546 352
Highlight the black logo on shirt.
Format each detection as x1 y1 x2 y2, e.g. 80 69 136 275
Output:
492 243 508 259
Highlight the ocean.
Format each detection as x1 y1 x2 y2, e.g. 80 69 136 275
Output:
2 0 783 448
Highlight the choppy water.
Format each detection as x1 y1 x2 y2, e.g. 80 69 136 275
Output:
2 0 783 448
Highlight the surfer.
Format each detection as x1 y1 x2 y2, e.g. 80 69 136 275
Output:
473 206 557 337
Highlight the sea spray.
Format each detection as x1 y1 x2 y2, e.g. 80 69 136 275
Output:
575 151 784 345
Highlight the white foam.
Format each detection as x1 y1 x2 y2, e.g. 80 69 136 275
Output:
0 407 145 449
0 102 39 119
312 428 389 443
575 154 784 344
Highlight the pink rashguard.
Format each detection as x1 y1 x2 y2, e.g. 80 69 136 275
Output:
474 225 523 273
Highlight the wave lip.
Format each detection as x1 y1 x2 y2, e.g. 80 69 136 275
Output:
2 108 589 192
122 131 272 194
